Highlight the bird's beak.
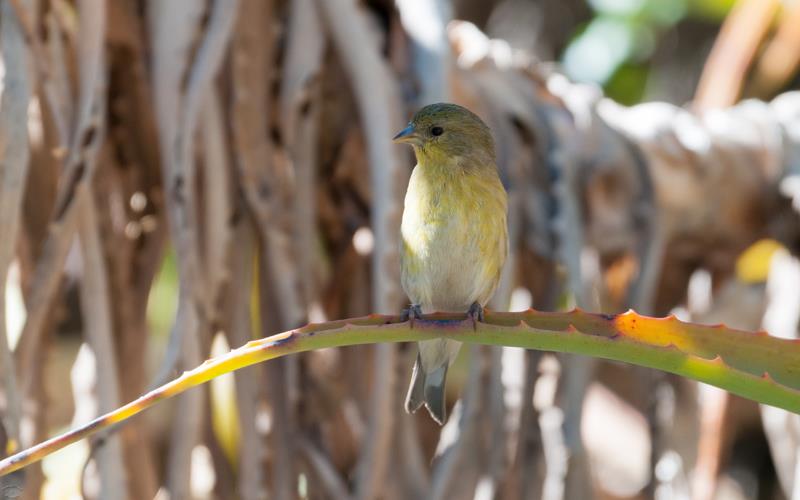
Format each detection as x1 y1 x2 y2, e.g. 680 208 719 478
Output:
392 124 419 145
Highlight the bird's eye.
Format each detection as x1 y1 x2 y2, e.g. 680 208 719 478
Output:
430 126 444 137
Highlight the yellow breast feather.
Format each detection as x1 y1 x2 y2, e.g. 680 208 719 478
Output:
400 158 507 312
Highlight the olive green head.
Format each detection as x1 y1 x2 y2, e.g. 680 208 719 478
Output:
393 103 495 167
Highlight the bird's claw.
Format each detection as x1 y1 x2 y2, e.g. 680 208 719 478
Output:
467 302 484 330
401 304 423 327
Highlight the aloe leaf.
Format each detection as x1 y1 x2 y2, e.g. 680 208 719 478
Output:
2 309 799 475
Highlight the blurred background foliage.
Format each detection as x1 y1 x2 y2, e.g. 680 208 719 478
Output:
139 0 753 340
1 0 800 499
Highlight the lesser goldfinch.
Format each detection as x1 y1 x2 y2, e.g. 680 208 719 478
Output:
393 103 508 424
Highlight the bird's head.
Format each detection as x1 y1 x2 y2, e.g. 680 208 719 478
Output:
393 103 495 169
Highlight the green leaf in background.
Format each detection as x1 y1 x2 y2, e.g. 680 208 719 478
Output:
562 0 730 96
605 63 650 105
146 249 178 340
688 0 737 21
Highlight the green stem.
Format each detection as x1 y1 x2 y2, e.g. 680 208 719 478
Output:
2 309 799 476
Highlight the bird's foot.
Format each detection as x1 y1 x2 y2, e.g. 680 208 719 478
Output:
401 304 423 327
467 302 484 330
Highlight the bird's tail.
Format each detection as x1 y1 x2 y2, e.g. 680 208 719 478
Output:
404 339 461 425
404 355 448 425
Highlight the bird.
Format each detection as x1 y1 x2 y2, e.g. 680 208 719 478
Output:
393 103 508 424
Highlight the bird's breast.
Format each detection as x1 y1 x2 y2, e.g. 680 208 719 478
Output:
400 163 507 312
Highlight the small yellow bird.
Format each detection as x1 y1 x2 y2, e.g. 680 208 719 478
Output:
393 103 508 424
